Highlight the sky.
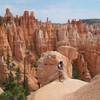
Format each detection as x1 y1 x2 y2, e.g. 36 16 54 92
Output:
0 0 100 23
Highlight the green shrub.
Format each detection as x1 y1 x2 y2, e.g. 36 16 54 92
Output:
0 91 13 100
0 83 27 100
72 65 80 79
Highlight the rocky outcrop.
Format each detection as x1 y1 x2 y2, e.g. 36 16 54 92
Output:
18 63 39 91
57 46 78 61
28 79 87 100
0 8 100 91
74 54 91 82
0 9 39 91
37 51 71 87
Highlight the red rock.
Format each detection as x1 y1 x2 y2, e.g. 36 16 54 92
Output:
37 51 72 87
4 8 13 22
75 54 91 82
57 46 78 61
0 9 100 90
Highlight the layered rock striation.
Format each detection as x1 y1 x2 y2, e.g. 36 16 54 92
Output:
0 8 100 90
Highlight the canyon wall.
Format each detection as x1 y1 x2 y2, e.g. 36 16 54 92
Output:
0 8 100 90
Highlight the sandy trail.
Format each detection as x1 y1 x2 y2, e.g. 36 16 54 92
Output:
28 79 87 100
65 74 100 100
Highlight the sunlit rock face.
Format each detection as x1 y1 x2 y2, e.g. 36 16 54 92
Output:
0 88 3 94
0 9 39 92
36 29 47 55
0 8 100 90
28 79 87 100
57 46 78 61
37 51 71 87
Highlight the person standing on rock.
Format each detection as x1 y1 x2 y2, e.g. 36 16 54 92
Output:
57 61 65 82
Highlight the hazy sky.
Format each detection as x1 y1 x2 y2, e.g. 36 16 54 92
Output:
0 0 100 23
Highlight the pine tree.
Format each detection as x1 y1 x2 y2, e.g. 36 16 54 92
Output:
15 67 21 83
23 77 30 96
8 71 14 83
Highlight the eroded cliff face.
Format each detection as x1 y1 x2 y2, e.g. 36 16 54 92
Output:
0 8 100 90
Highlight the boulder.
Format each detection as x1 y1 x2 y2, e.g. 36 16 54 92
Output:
28 79 87 100
18 63 39 91
37 51 72 87
57 46 78 61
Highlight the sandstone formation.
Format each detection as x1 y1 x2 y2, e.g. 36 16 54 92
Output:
37 51 72 87
28 79 87 100
57 46 78 61
28 73 100 100
0 8 100 91
18 62 39 91
74 54 91 82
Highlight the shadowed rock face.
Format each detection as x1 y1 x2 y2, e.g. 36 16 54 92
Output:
0 9 100 91
0 17 4 25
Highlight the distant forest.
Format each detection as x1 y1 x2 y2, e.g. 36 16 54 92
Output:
81 19 100 24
